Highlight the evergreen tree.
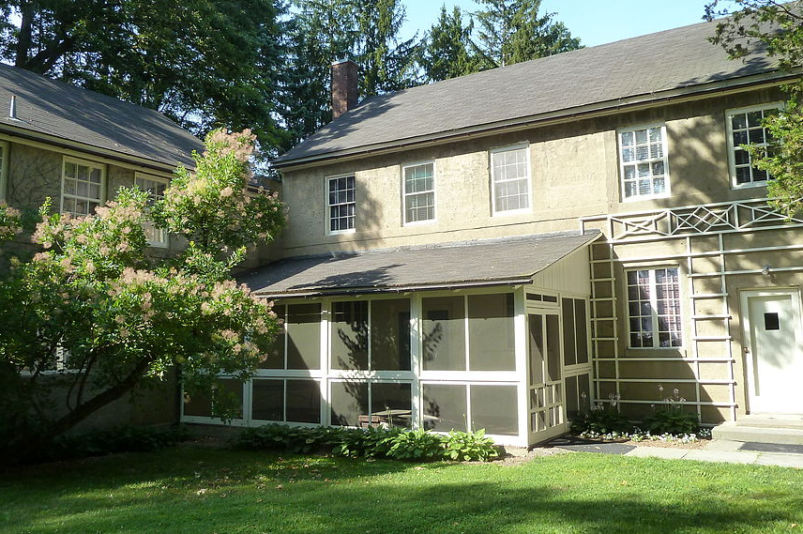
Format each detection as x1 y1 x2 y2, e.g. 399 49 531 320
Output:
421 5 484 82
278 0 420 150
353 0 420 97
474 0 581 68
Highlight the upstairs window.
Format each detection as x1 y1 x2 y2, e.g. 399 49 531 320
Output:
619 125 669 200
490 145 530 214
403 162 435 224
61 158 105 216
327 175 355 234
135 173 169 247
726 104 779 188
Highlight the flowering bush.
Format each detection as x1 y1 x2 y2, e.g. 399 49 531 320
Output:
0 130 286 462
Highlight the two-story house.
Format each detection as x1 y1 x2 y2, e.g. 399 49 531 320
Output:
187 19 802 448
0 63 206 429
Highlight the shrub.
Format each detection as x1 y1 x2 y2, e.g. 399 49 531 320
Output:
443 429 498 461
40 425 190 462
571 394 632 435
237 424 499 462
641 386 700 435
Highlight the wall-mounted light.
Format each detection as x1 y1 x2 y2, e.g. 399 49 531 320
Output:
761 265 771 276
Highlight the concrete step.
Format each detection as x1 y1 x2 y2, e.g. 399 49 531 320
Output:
713 419 803 446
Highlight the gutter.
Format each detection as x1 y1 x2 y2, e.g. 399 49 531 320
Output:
255 277 535 300
274 71 797 171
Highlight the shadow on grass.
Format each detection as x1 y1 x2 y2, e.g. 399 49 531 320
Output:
1 448 802 534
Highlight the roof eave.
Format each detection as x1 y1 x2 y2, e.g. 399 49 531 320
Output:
274 70 796 172
254 276 536 300
0 121 197 172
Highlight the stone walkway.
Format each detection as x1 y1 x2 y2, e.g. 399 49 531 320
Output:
546 437 803 469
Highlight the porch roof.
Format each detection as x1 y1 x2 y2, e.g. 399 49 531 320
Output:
242 230 601 299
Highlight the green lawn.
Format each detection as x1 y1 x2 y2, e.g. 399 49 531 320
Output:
1 446 802 534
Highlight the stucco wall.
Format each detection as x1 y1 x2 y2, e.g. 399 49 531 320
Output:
279 88 784 258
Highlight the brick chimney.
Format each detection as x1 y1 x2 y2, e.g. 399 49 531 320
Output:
331 59 358 120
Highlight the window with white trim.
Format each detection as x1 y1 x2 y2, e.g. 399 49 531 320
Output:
327 175 355 234
490 146 530 214
61 158 105 216
619 125 669 200
726 104 778 187
135 173 169 247
403 162 435 224
626 267 682 348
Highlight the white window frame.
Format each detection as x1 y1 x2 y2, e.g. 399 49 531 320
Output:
326 174 356 235
490 144 531 216
134 172 169 248
402 161 436 226
618 123 670 201
726 103 782 190
625 266 683 349
0 141 9 202
60 156 107 216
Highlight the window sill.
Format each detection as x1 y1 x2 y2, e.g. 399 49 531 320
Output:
622 193 671 203
328 229 356 236
492 208 531 217
731 181 768 191
403 219 437 227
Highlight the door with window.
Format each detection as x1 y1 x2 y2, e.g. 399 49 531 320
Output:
527 311 566 444
741 290 803 414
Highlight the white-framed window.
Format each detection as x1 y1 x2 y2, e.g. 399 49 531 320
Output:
619 124 670 200
726 103 780 188
402 162 435 225
0 141 9 201
61 157 106 216
626 267 683 349
135 172 169 247
490 145 530 214
327 175 355 234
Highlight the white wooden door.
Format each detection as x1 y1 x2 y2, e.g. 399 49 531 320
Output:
527 311 567 444
742 291 803 414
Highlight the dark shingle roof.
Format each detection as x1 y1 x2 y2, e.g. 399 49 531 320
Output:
242 230 601 298
0 63 203 168
275 19 783 167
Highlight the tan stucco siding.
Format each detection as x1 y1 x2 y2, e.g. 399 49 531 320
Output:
279 88 785 258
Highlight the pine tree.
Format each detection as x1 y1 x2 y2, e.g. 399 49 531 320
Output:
474 0 581 68
421 5 485 82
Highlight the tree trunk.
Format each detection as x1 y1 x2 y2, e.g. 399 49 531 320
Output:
3 357 152 465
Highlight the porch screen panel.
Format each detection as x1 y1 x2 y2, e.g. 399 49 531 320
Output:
287 303 321 369
562 300 577 366
546 315 561 382
371 299 412 371
260 304 285 369
467 294 515 371
422 296 466 371
252 379 284 421
183 379 243 418
422 384 467 432
470 385 518 435
286 380 321 424
372 382 413 428
331 381 368 426
575 300 589 364
529 314 544 386
331 301 369 370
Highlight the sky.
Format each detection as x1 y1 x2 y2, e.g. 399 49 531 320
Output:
400 0 714 47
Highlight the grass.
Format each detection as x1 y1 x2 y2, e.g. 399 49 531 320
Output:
1 445 803 534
